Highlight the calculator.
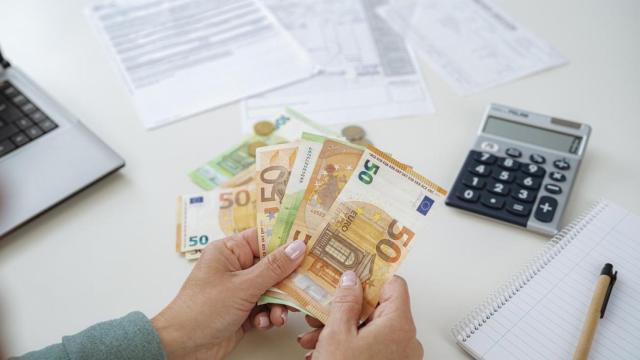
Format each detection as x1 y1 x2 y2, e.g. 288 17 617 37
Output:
445 104 591 235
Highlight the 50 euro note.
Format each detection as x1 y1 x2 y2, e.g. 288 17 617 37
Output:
275 146 448 323
176 183 256 260
256 142 300 259
269 133 325 253
283 138 364 247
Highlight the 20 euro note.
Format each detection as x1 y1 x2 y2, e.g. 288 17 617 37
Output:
256 142 300 258
275 146 448 323
176 183 257 259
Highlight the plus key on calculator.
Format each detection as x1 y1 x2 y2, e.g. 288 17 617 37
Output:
446 104 591 236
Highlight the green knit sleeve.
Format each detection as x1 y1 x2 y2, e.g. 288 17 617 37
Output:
14 312 166 360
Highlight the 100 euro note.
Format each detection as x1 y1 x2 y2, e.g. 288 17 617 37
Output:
176 183 257 260
275 146 448 323
256 142 300 258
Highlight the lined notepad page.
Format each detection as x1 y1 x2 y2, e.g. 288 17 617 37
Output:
461 202 640 359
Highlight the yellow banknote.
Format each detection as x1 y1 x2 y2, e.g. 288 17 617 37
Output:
284 138 364 247
276 146 447 323
256 142 299 258
176 183 256 258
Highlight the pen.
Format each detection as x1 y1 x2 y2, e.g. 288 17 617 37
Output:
573 263 618 360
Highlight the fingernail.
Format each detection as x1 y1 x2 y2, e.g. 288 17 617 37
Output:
285 240 305 259
281 311 288 324
258 315 269 329
304 351 313 360
297 333 304 343
340 271 357 288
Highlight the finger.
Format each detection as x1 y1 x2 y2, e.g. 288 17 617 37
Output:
304 350 313 360
325 271 363 335
222 228 259 269
239 240 306 297
305 315 324 329
297 328 322 350
374 275 412 321
269 305 288 327
252 310 272 331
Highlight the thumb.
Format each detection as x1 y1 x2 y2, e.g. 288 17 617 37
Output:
240 240 306 296
326 271 363 334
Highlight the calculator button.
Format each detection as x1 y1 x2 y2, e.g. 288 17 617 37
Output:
481 195 505 209
492 170 515 183
506 200 532 217
15 117 34 130
481 141 499 152
457 188 480 203
544 183 563 194
505 148 522 158
530 154 546 164
498 157 520 170
462 174 486 189
516 175 542 190
534 196 558 223
549 171 567 182
487 180 510 196
472 151 497 164
512 187 536 203
553 159 571 171
522 163 546 177
469 163 491 176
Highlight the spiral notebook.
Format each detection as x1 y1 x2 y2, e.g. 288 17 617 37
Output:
453 200 640 359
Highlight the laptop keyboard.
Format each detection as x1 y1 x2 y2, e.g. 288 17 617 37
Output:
0 80 58 158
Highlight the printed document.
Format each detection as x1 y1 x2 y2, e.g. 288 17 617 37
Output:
243 0 434 130
88 0 315 128
378 0 568 95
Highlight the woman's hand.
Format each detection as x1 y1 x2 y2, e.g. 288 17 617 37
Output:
298 273 423 360
152 228 306 359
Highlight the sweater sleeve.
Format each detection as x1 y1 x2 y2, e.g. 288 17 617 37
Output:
14 312 166 360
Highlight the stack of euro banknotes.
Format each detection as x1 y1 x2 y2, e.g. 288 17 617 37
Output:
176 110 448 323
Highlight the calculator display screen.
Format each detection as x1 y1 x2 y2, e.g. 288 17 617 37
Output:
484 117 582 154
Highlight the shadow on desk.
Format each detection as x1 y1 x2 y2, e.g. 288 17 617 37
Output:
0 172 127 253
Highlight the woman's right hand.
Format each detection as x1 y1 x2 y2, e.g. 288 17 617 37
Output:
297 273 424 360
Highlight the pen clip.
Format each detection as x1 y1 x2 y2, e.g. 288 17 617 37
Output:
600 270 618 318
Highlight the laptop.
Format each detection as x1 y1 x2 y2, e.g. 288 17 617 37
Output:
0 46 125 237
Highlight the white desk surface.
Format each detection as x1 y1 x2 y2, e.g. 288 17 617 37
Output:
1 0 639 358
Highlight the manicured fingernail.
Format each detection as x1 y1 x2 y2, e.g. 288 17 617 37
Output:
258 315 269 329
304 351 313 360
281 310 288 324
340 271 357 288
285 240 305 259
297 333 304 343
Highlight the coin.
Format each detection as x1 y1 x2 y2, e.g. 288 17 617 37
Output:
352 138 372 147
248 141 267 157
254 121 275 136
341 125 366 142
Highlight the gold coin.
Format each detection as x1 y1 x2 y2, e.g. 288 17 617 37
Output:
341 125 366 142
248 141 267 157
254 121 275 136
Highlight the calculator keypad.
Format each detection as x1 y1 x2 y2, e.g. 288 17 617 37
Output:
446 150 567 228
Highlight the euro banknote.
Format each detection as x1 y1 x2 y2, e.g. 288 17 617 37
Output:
256 142 300 258
283 138 364 247
269 133 325 253
275 146 448 323
176 182 256 259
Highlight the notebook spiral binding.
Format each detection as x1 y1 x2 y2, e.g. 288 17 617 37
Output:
451 201 609 343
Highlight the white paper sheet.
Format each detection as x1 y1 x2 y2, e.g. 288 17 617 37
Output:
87 0 315 128
242 0 434 131
378 0 568 95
